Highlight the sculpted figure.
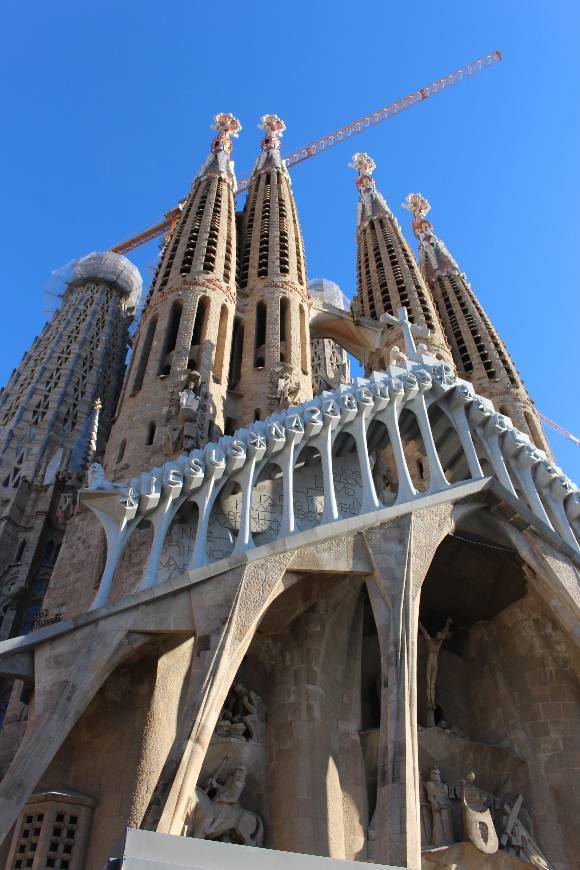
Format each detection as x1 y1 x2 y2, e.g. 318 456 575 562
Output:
87 463 117 491
185 763 264 846
419 772 432 848
425 767 454 846
216 682 266 743
235 683 266 743
179 385 201 416
389 345 407 367
277 372 291 403
419 617 452 725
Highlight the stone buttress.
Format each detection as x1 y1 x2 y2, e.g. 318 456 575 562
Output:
231 115 313 425
350 154 452 368
403 193 550 455
105 115 241 479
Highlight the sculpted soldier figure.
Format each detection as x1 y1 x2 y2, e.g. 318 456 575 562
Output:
425 767 454 847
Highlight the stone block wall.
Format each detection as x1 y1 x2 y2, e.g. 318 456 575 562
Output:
466 592 580 865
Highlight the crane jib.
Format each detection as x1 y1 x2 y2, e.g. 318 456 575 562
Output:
110 50 502 257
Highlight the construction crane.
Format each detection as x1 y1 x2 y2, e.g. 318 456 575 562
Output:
538 413 580 447
110 50 501 256
104 50 580 450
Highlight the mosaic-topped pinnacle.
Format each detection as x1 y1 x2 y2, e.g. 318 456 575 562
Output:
403 193 433 240
403 192 431 219
258 114 286 150
349 153 378 195
210 113 242 154
350 152 376 177
194 114 240 186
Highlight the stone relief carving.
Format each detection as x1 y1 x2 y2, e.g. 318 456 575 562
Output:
420 768 552 866
160 373 221 457
500 794 552 869
215 683 266 744
184 761 264 846
269 363 302 410
419 618 452 726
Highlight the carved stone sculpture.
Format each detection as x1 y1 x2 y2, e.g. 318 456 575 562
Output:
461 771 498 854
178 385 201 420
271 365 301 406
185 762 264 846
419 772 433 848
419 617 452 726
425 767 454 847
215 682 266 743
87 463 117 491
501 795 552 869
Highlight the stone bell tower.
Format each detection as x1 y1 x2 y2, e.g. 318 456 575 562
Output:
403 193 551 454
0 251 140 645
350 153 452 368
105 114 241 480
231 115 313 425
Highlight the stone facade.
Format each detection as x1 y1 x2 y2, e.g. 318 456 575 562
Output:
0 120 578 870
0 253 140 721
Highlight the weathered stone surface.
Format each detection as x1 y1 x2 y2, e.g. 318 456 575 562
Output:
422 841 531 870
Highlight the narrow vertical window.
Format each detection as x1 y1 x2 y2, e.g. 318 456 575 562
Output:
158 301 183 376
213 304 229 384
257 174 271 278
299 305 308 374
189 296 208 371
117 439 127 463
254 301 267 368
229 317 244 387
15 540 26 562
131 315 157 395
145 421 156 446
279 297 290 363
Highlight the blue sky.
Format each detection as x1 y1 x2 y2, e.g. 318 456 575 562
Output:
1 1 579 480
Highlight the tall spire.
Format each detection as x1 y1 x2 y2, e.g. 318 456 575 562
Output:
232 114 312 426
350 154 451 367
403 193 551 454
104 115 241 477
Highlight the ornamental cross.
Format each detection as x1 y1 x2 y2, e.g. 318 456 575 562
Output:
380 306 430 361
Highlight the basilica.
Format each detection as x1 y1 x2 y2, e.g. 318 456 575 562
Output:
0 113 577 870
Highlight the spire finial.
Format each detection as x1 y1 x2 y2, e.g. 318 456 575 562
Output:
349 152 377 192
402 193 432 239
210 113 242 154
258 114 286 151
403 193 460 278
